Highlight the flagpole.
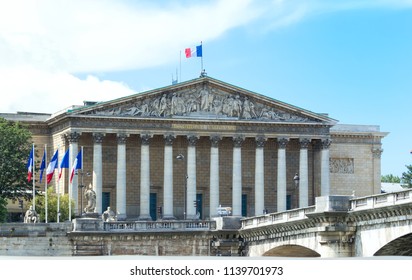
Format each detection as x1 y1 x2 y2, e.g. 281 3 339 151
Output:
44 144 48 223
57 146 60 223
179 50 182 83
68 147 72 222
32 143 36 211
80 146 83 217
200 41 203 74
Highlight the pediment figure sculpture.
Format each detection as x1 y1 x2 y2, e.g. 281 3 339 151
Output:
80 79 324 123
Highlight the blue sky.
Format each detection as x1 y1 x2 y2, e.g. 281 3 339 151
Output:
0 0 411 177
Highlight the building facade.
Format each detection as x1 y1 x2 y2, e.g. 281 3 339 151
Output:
2 76 388 220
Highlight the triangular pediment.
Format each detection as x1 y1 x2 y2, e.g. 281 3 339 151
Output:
71 76 336 125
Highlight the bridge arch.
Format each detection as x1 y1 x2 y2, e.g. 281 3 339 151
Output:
374 233 412 256
262 245 320 257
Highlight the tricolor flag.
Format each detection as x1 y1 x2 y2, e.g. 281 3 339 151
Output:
70 149 82 183
39 148 46 183
185 44 202 58
26 146 34 182
58 148 70 180
46 149 58 184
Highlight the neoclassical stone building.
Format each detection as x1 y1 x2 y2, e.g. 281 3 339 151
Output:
2 76 387 220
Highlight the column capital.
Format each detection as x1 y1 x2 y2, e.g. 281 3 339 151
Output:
321 138 332 149
93 133 105 144
299 138 311 149
372 148 383 158
67 131 81 143
140 134 152 145
233 136 244 148
255 136 266 148
277 137 289 149
164 134 175 146
210 135 221 148
187 135 199 146
117 133 128 144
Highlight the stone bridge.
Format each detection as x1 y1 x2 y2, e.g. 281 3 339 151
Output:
240 190 412 257
1 191 411 257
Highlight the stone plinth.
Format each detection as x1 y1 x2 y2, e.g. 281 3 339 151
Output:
73 217 103 232
315 195 352 212
213 216 242 230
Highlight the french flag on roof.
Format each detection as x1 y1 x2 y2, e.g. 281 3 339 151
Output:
185 44 202 58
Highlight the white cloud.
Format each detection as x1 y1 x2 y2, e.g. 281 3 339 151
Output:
0 0 411 114
0 0 260 113
0 66 135 113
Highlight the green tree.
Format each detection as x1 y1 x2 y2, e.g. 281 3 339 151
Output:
401 165 412 188
35 187 75 222
0 118 33 200
381 174 401 183
0 197 7 223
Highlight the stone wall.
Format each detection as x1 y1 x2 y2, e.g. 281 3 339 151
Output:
0 223 73 256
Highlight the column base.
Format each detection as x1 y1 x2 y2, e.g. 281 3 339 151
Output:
186 214 200 220
138 215 152 221
161 215 176 220
116 213 127 221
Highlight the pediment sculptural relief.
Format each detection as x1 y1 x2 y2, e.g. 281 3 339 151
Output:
85 85 317 123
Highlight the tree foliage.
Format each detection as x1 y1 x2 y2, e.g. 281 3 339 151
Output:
0 197 7 223
381 174 401 183
401 165 412 188
0 118 33 200
35 186 75 222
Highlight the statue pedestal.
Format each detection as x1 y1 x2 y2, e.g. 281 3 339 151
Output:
73 214 103 232
82 212 99 219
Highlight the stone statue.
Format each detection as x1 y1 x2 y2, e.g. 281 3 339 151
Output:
24 205 39 223
84 183 96 213
102 206 117 222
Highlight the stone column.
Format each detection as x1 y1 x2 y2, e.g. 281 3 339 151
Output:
277 138 288 212
186 135 198 220
321 139 332 196
116 134 128 220
67 132 80 216
163 134 175 220
139 134 152 220
299 138 310 208
92 133 104 214
232 136 244 217
209 135 221 218
255 136 265 216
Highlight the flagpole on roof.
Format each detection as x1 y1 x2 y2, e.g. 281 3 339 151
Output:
200 41 203 74
179 50 182 83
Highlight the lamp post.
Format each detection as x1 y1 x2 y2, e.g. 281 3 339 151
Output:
293 173 300 209
176 153 187 220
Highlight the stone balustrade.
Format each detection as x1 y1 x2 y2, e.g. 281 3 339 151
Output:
241 206 316 230
103 220 216 232
350 190 412 211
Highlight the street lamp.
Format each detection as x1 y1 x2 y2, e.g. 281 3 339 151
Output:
293 173 299 209
176 153 187 220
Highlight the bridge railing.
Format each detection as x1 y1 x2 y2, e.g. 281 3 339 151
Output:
241 206 316 230
350 189 412 211
103 220 216 232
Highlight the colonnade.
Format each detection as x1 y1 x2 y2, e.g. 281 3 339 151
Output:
67 132 331 220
